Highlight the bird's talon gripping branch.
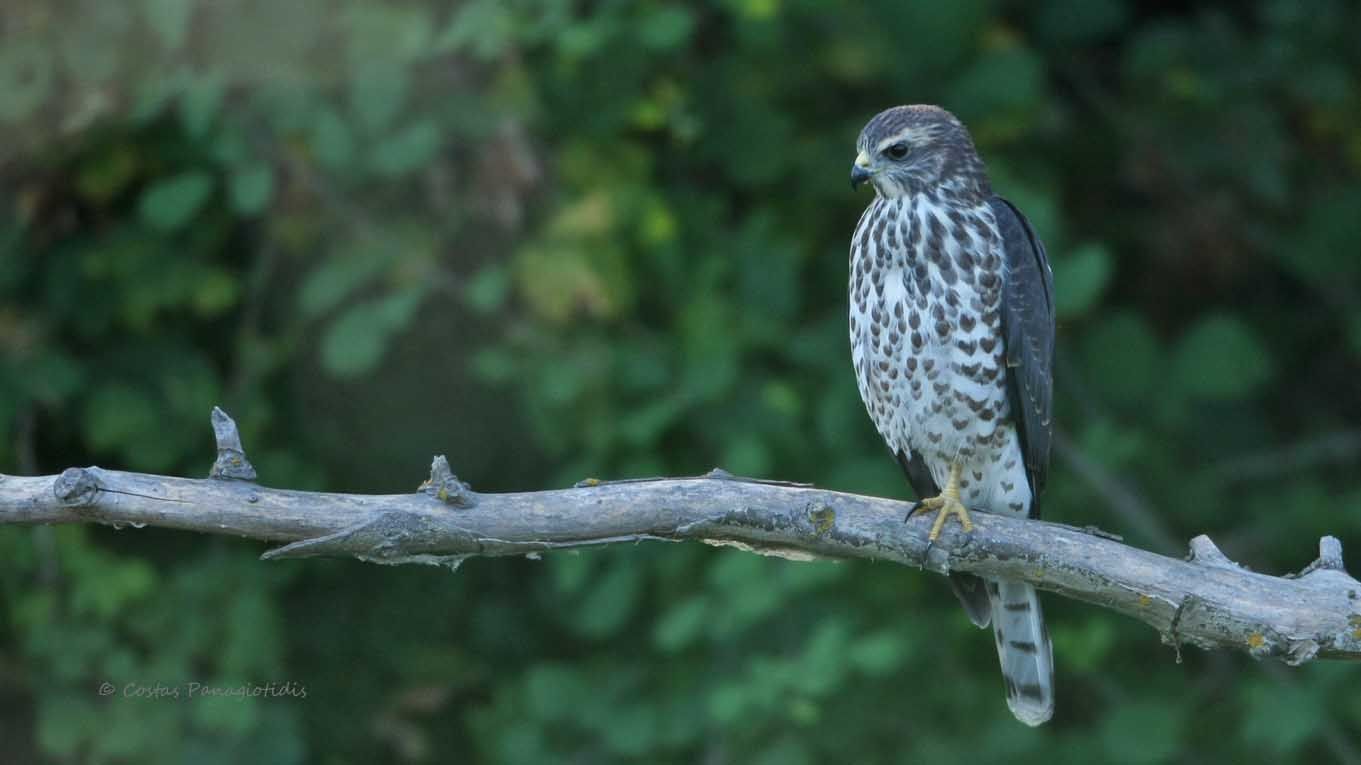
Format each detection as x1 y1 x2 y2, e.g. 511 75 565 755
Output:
906 462 974 542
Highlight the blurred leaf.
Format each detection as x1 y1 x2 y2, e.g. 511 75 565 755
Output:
349 63 408 134
130 69 189 124
515 244 627 322
344 4 433 65
14 351 84 405
192 268 240 316
708 683 748 725
319 288 425 377
464 265 511 314
192 695 260 735
847 630 907 676
470 347 516 383
84 384 160 454
1050 617 1116 672
1054 244 1113 319
550 550 594 595
556 20 614 60
180 73 224 138
137 172 215 232
37 695 99 757
619 395 686 447
949 48 1045 125
1286 186 1361 286
653 596 711 652
142 0 195 51
71 557 155 620
211 126 250 167
1172 315 1275 400
1098 700 1186 764
229 164 274 216
1083 312 1160 403
570 562 642 638
639 7 695 50
751 738 813 765
311 108 357 170
794 620 850 696
1242 681 1324 755
76 144 141 204
1035 0 1129 44
722 434 773 477
436 0 516 59
298 249 389 318
603 703 660 755
880 1 988 76
370 119 442 177
988 163 1063 247
525 663 587 722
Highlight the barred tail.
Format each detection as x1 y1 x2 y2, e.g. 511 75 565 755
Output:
988 578 1054 726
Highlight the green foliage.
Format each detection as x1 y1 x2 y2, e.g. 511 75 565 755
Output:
3 0 1361 762
1054 244 1114 319
1172 315 1275 401
138 172 216 232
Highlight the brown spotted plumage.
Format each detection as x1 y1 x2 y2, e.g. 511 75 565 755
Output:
849 105 1057 726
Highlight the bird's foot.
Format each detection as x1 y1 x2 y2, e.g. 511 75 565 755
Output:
905 493 975 542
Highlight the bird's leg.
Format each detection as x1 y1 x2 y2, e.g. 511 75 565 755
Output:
905 462 974 542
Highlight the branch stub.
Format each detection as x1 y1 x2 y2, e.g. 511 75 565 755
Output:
1187 535 1237 569
1316 536 1345 571
422 455 476 507
209 407 258 481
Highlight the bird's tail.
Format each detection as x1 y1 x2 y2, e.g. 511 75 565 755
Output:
988 578 1054 726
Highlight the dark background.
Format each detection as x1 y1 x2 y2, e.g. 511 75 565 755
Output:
2 0 1360 762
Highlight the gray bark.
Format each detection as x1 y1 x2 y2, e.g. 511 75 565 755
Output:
2 408 1358 665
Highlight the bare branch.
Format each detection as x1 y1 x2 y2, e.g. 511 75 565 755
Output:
2 409 1359 666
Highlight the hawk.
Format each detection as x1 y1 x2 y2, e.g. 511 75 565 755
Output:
848 105 1056 725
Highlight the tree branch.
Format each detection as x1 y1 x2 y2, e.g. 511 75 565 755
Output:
3 409 1359 665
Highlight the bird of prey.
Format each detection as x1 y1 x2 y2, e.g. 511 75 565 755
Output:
848 105 1056 725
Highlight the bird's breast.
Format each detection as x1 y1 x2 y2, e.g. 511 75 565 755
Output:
849 193 1011 463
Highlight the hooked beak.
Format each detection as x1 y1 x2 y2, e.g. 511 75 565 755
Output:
850 151 874 189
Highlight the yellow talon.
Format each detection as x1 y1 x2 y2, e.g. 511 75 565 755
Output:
908 462 974 541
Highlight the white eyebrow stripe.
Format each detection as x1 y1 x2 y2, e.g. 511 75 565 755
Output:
875 128 924 153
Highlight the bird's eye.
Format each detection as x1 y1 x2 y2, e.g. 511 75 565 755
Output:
886 142 910 160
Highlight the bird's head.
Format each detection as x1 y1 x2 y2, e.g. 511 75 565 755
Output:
851 105 988 200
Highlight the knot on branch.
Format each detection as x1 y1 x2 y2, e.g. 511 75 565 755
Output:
421 455 476 507
209 407 257 481
262 509 480 567
53 467 98 507
806 502 837 537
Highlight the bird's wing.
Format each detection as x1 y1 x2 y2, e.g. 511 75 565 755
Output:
894 449 937 500
989 196 1056 519
895 450 992 628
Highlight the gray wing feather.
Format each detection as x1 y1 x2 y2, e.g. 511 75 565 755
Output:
989 197 1055 518
896 450 991 628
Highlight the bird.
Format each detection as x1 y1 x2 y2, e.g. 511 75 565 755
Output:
847 105 1056 725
